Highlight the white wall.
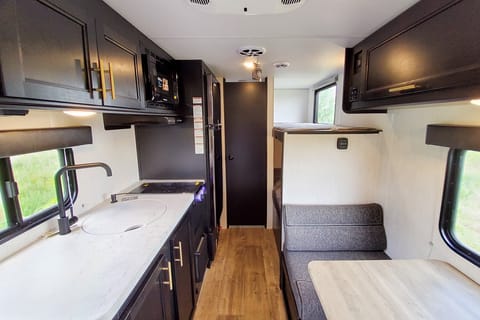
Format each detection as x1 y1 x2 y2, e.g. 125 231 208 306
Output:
282 133 382 204
335 84 480 283
0 110 139 260
274 89 309 123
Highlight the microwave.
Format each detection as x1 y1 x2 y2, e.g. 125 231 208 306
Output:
142 50 179 109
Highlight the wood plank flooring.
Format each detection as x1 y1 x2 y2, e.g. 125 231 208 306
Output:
193 228 288 320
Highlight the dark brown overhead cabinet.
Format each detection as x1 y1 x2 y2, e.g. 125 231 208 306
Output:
0 0 102 106
94 0 144 109
344 0 480 112
0 0 147 112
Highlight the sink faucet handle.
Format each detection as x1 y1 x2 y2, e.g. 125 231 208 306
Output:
110 194 118 203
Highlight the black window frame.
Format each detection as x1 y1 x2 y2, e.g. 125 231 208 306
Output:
0 148 78 244
439 148 480 267
313 82 337 124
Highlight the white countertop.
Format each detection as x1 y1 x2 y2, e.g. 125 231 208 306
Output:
308 259 480 320
0 192 194 320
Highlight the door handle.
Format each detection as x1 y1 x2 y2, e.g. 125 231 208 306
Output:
228 155 234 161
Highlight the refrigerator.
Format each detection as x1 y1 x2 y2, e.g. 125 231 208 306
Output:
134 60 223 270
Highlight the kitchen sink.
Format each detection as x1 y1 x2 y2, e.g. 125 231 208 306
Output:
81 198 167 235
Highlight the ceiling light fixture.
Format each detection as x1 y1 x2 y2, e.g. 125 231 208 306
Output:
252 61 263 81
471 99 480 106
63 110 96 117
237 46 266 81
243 61 255 70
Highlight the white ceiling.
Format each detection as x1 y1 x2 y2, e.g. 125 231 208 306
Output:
103 0 418 88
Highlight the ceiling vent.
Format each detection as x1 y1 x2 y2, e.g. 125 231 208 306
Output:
190 0 210 4
273 61 290 69
281 0 302 4
186 0 306 15
237 46 266 57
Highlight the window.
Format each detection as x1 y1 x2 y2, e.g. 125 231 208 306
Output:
440 149 480 266
0 195 6 231
0 149 77 242
314 83 337 124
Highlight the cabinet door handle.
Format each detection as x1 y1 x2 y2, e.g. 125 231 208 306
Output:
97 60 107 100
388 84 419 93
108 62 116 100
160 261 173 291
174 241 184 267
92 60 115 100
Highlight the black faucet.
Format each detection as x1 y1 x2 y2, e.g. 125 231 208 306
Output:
55 162 112 235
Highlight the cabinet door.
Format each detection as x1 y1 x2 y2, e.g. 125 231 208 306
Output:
124 256 165 320
159 245 176 320
171 217 194 320
94 1 144 109
0 0 101 105
364 0 480 101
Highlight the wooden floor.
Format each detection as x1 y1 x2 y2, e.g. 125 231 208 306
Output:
193 228 288 320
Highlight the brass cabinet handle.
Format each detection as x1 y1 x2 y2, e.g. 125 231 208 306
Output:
108 62 116 100
174 241 184 267
92 60 115 100
97 60 107 100
160 261 174 291
388 84 419 93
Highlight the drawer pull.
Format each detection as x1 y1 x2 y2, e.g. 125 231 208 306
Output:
174 241 184 267
160 261 173 291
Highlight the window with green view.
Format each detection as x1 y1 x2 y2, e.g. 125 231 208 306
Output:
441 149 480 266
452 151 480 253
314 83 336 124
0 149 76 241
0 196 6 232
11 150 63 219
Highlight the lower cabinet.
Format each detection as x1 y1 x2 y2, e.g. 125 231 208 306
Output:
171 215 195 320
121 246 175 320
120 208 196 320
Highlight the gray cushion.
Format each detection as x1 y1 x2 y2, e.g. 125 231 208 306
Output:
284 203 387 251
284 250 390 282
285 225 387 251
285 203 383 225
296 280 327 320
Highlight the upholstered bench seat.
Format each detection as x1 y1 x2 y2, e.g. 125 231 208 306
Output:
281 204 390 320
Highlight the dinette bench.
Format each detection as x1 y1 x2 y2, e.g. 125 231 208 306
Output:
280 203 390 320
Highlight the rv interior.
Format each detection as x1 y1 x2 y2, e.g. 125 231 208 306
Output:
0 0 480 319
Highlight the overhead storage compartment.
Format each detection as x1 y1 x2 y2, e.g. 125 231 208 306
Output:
343 0 480 112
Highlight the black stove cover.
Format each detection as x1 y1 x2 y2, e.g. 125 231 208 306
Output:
129 181 203 194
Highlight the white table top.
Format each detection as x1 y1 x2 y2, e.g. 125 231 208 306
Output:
308 259 480 320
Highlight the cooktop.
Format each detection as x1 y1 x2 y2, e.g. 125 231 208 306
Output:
129 181 204 194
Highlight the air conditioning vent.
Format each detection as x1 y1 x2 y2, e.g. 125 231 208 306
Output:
190 0 210 5
186 0 306 15
281 0 302 5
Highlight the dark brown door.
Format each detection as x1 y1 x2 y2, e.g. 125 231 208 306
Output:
224 81 267 226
